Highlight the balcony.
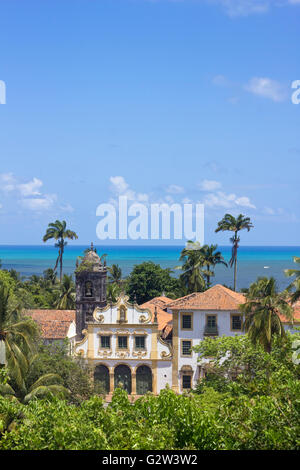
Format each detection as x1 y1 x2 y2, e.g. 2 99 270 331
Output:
204 325 219 337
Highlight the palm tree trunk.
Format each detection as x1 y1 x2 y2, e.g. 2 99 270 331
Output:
60 241 64 282
234 254 237 291
0 339 6 366
206 264 210 289
233 233 238 291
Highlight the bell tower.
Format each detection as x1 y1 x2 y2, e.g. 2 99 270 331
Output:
75 243 107 339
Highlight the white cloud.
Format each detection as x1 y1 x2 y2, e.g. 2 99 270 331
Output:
109 176 150 205
0 173 17 192
263 206 276 215
18 177 43 197
213 74 287 103
0 172 73 213
108 176 257 214
212 75 229 86
110 176 129 194
20 194 57 211
208 0 270 17
137 193 149 202
206 0 300 17
203 191 256 209
59 203 74 213
182 197 192 204
199 179 222 191
244 77 287 102
166 184 185 194
148 0 300 16
235 196 256 209
203 160 227 175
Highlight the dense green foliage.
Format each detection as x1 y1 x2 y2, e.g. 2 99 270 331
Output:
241 276 293 352
0 268 76 310
0 331 299 450
194 333 300 397
126 261 183 304
0 383 299 450
26 341 94 405
0 285 38 388
285 256 300 303
177 241 227 292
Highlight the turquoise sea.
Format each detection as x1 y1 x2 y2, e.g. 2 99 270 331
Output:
0 245 299 291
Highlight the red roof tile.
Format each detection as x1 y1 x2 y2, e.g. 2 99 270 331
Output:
167 285 246 311
24 309 75 339
139 296 173 331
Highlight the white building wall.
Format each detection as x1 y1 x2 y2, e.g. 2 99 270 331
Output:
93 326 153 360
74 294 172 394
157 361 172 391
177 309 244 392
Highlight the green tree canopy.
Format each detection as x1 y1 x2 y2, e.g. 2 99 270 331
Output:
126 262 181 304
241 276 293 353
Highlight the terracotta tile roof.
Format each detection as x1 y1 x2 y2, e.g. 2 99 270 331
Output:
24 309 75 339
139 296 173 331
167 284 246 311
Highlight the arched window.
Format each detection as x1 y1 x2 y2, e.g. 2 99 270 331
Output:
94 365 110 394
84 281 93 297
136 365 152 395
114 364 132 394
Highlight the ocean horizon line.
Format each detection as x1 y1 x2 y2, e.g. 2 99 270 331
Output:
0 244 300 248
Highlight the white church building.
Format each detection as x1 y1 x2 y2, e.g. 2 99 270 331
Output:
62 246 300 397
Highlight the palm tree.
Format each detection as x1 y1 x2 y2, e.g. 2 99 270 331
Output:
0 284 37 387
240 277 293 353
43 268 57 286
215 213 253 291
107 283 120 303
0 355 68 403
108 264 122 285
43 220 78 282
200 244 228 288
284 256 300 303
54 274 75 309
177 241 206 293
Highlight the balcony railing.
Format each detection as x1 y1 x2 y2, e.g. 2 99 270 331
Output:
204 325 219 336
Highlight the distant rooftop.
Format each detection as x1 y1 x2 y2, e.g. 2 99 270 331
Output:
24 309 75 339
139 296 173 332
168 284 246 311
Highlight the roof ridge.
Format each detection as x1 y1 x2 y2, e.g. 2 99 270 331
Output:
213 284 245 300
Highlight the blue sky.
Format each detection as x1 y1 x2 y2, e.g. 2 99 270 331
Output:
0 0 299 245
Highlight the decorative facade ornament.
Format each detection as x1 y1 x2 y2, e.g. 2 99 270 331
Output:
154 306 158 324
116 351 129 358
97 330 113 336
117 304 128 323
132 351 147 359
98 350 112 358
158 335 173 359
